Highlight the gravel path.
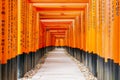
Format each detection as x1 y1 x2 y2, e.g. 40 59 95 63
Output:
19 48 97 80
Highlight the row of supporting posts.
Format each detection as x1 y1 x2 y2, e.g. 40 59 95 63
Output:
65 46 120 80
0 46 54 80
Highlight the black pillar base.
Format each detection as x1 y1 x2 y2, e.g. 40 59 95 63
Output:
2 64 7 80
0 64 2 80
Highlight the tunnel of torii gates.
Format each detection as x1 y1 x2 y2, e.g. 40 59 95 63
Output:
0 0 120 80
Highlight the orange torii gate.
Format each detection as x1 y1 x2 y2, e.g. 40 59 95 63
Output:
0 0 120 80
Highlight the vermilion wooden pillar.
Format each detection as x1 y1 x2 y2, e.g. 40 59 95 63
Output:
1 1 8 80
0 1 2 80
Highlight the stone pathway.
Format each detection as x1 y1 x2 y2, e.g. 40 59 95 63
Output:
31 48 86 80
